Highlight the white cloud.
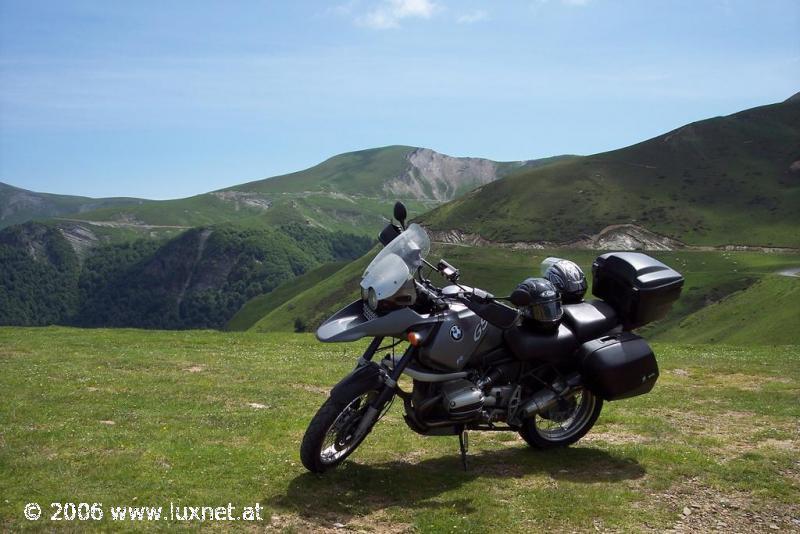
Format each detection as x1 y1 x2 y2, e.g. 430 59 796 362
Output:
456 9 487 24
356 0 440 29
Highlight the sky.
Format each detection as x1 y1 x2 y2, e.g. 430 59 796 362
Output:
1 0 798 200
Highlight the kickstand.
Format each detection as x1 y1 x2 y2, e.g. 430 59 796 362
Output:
458 427 469 471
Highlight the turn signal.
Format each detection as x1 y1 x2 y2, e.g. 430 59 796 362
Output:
407 331 422 346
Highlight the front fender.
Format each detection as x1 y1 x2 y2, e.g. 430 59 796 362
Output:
316 300 437 342
330 361 385 403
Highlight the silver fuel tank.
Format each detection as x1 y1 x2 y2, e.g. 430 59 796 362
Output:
419 300 504 371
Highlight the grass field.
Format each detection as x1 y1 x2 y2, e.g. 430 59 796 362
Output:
1 327 798 532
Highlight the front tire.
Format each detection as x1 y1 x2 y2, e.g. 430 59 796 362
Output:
300 388 380 473
519 388 603 449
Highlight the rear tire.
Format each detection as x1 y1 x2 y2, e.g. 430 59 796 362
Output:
300 388 380 473
519 388 603 449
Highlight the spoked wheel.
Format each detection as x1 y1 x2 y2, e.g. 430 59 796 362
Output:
300 389 380 473
519 388 603 448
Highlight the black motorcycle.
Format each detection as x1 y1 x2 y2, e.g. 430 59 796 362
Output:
300 202 683 473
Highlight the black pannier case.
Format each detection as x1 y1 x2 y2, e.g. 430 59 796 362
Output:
592 252 683 329
579 332 658 400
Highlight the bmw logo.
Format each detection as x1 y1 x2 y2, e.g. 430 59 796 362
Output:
450 325 463 341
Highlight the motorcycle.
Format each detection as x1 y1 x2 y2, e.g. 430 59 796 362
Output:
300 202 684 473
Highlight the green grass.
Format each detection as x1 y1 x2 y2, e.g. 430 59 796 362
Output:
249 243 800 345
1 327 798 531
656 276 800 344
422 99 800 247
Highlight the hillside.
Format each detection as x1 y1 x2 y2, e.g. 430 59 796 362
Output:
225 261 348 331
0 146 557 329
0 182 149 229
0 222 370 329
245 243 800 345
55 146 543 237
652 275 800 345
421 98 800 248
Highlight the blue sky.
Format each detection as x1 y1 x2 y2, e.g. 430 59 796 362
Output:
1 0 798 199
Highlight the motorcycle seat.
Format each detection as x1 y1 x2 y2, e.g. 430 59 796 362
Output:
505 323 580 363
562 300 619 342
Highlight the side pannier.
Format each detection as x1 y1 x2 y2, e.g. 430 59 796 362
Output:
579 332 658 401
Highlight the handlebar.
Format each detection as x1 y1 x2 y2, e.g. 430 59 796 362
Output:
416 258 519 328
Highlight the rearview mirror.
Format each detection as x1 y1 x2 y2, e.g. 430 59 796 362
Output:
378 223 402 246
393 201 407 228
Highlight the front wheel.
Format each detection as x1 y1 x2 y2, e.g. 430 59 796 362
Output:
300 387 381 473
519 388 603 448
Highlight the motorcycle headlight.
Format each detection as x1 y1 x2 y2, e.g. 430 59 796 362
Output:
367 287 378 311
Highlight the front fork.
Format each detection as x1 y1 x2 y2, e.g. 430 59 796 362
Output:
351 337 417 439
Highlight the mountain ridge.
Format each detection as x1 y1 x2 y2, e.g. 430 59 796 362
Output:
421 98 800 248
0 181 150 230
1 146 559 242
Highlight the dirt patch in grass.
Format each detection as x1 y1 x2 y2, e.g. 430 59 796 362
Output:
293 383 330 396
663 369 793 392
651 481 800 533
708 373 792 391
658 409 797 458
183 364 206 373
759 438 796 451
583 424 651 446
269 507 413 533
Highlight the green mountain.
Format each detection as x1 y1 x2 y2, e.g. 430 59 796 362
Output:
0 182 149 229
52 146 545 238
0 221 370 329
237 97 800 338
0 146 551 329
421 97 800 248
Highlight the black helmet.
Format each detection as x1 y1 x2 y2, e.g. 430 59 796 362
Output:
542 258 587 304
510 277 563 330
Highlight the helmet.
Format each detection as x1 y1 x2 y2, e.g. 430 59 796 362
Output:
541 257 587 304
511 277 563 330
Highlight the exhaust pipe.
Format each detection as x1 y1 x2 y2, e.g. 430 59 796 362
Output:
521 373 582 418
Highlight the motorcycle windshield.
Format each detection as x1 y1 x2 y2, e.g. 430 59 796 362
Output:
361 223 431 300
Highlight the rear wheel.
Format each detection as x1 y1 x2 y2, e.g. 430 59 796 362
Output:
300 388 380 473
519 388 602 448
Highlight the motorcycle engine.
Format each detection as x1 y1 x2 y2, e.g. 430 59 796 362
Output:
441 379 485 420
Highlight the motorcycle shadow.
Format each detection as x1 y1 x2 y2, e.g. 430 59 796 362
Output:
268 445 644 526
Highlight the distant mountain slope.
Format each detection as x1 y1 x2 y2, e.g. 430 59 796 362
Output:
0 221 371 329
0 182 149 229
226 261 348 331
230 145 552 201
649 275 800 345
60 146 553 237
421 98 800 248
